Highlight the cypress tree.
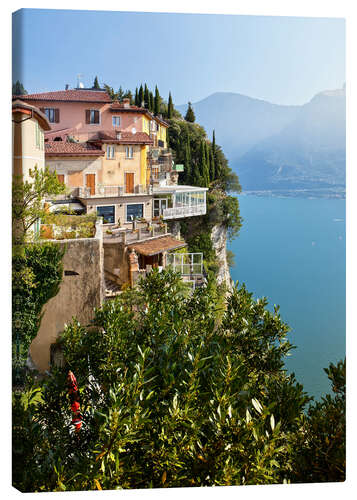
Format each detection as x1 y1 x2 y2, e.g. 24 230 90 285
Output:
209 144 215 181
185 102 195 123
135 87 139 106
154 86 161 116
167 92 173 119
92 76 100 89
149 91 154 112
184 135 192 184
144 84 149 109
138 85 144 107
212 130 218 179
12 80 27 95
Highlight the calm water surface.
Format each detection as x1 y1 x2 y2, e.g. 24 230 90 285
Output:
228 195 346 401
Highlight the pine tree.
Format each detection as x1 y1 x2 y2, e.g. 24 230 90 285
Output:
135 87 139 106
117 86 124 101
168 92 173 119
138 85 144 107
123 89 133 104
144 84 149 109
185 102 195 123
154 86 161 116
92 76 100 89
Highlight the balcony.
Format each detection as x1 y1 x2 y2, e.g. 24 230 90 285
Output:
163 204 206 219
103 221 169 245
77 185 149 198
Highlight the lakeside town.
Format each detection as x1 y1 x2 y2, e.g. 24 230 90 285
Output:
13 82 212 373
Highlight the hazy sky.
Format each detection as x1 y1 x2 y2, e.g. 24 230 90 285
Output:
12 9 345 106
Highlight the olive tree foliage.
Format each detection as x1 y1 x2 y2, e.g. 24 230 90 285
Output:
13 270 312 492
12 166 66 371
12 165 66 250
289 359 346 483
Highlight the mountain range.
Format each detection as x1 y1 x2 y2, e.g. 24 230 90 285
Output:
177 87 346 196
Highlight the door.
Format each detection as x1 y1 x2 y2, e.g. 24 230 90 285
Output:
125 173 134 193
57 174 65 184
86 174 96 196
153 198 167 217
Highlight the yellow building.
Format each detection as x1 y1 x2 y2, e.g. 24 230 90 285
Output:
12 99 51 181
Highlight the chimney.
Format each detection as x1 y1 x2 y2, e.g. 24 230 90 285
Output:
123 98 130 108
65 84 69 90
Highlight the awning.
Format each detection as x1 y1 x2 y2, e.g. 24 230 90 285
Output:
127 236 187 256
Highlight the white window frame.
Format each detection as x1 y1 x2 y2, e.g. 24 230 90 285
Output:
125 146 134 159
35 122 44 150
125 202 144 223
106 145 115 159
112 116 121 127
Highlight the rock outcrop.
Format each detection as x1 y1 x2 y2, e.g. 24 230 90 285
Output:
211 223 233 290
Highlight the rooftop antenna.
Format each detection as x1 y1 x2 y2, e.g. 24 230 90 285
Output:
76 74 84 89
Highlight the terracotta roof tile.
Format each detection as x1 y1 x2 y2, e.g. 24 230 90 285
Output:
128 236 187 256
15 89 112 103
88 130 153 145
45 141 104 156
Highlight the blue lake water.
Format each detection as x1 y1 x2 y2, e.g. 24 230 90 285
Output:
228 195 346 401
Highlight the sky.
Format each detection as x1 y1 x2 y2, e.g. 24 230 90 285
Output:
12 9 345 106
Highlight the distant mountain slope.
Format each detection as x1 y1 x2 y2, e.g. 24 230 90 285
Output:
177 92 300 162
178 89 345 195
235 88 346 191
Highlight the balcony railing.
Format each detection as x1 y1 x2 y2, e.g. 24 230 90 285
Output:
103 221 169 244
77 185 149 198
162 205 206 219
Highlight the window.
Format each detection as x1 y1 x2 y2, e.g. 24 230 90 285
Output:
97 206 115 224
112 116 121 127
125 146 133 159
35 122 44 150
41 108 59 123
106 145 115 159
44 108 59 123
126 204 143 222
85 109 100 124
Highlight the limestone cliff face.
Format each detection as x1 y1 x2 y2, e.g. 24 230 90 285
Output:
210 223 233 290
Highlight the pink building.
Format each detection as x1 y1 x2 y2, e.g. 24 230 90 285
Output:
16 88 168 147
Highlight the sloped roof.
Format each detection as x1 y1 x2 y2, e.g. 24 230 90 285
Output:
45 141 105 156
12 99 51 131
88 130 153 145
15 89 112 103
128 236 187 256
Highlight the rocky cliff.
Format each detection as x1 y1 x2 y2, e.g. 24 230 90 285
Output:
211 223 232 290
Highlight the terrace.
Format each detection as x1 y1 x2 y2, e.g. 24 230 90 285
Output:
76 184 150 198
153 185 208 219
103 220 170 245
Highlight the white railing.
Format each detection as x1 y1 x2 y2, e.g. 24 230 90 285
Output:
77 185 149 198
166 252 203 275
162 205 206 219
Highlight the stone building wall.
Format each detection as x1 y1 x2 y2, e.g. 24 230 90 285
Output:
29 220 104 372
